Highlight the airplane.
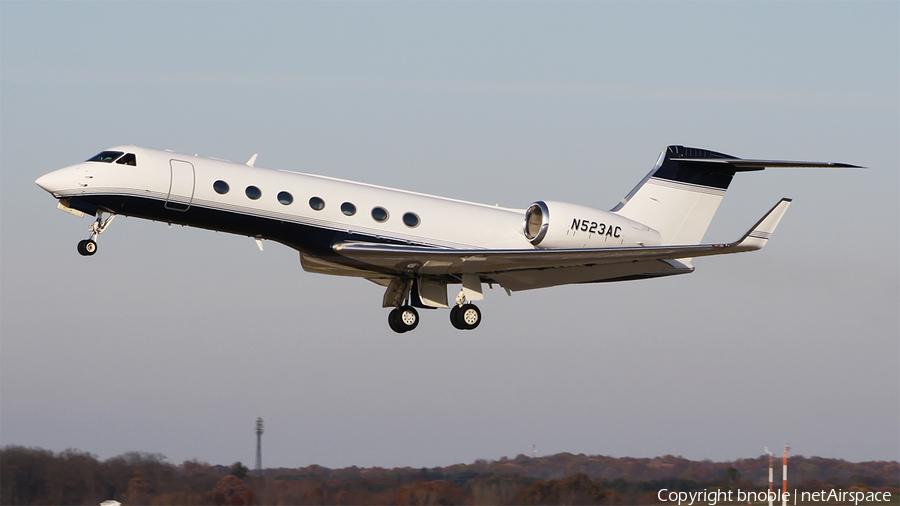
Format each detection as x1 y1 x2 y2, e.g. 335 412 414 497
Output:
35 145 859 333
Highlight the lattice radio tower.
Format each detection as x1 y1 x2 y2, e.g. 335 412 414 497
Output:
255 417 264 477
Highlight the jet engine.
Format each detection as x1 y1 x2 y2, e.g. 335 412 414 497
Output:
523 200 661 249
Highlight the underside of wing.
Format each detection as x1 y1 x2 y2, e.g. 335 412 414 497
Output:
332 199 791 291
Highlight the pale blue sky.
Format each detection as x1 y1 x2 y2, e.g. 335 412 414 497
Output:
2 1 897 469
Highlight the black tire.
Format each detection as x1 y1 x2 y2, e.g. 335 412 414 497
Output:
389 306 419 333
77 239 97 256
457 303 481 330
388 308 405 333
449 305 464 330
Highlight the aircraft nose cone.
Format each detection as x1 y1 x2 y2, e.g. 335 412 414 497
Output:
35 173 53 191
35 169 68 193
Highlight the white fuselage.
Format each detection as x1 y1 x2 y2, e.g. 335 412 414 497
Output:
36 146 657 259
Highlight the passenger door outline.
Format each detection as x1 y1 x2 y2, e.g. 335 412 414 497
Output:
166 159 195 211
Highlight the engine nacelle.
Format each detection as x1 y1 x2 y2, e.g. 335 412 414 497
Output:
523 201 661 249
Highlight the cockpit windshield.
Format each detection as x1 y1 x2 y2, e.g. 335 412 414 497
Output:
87 151 124 163
87 151 137 166
116 153 137 166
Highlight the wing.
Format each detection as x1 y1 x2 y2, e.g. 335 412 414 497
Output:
333 199 791 291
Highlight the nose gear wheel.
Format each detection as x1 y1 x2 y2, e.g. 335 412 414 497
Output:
77 239 97 256
77 211 116 257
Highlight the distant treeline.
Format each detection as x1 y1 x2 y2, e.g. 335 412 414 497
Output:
1 446 896 505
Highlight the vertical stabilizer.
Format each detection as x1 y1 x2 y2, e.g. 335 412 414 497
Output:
611 146 751 245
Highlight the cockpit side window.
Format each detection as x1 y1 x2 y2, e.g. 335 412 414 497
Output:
87 151 124 163
116 153 137 166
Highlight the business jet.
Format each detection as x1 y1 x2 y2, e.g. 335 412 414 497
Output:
35 145 858 333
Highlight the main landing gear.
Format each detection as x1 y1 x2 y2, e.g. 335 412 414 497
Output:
450 303 482 330
449 289 482 331
387 302 482 333
383 277 486 333
387 292 483 333
388 305 420 333
77 211 115 256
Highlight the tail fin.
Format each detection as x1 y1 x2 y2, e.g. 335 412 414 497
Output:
612 146 860 245
611 146 748 245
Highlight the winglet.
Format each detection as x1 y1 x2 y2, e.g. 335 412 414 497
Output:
246 154 258 167
732 198 792 252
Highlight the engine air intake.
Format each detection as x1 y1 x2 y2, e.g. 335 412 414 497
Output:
524 201 550 245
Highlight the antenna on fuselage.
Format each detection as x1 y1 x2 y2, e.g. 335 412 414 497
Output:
246 154 258 167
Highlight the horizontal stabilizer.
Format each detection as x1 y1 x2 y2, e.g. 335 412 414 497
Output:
676 158 863 170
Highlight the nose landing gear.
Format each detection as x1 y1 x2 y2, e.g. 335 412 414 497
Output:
77 211 115 256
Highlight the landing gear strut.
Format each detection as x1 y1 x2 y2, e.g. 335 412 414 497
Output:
77 211 115 256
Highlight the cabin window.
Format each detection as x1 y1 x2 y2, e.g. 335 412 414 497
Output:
277 191 293 205
115 153 137 166
341 202 356 216
213 180 230 194
87 151 124 163
402 212 420 228
245 185 262 200
371 206 389 222
309 196 325 210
